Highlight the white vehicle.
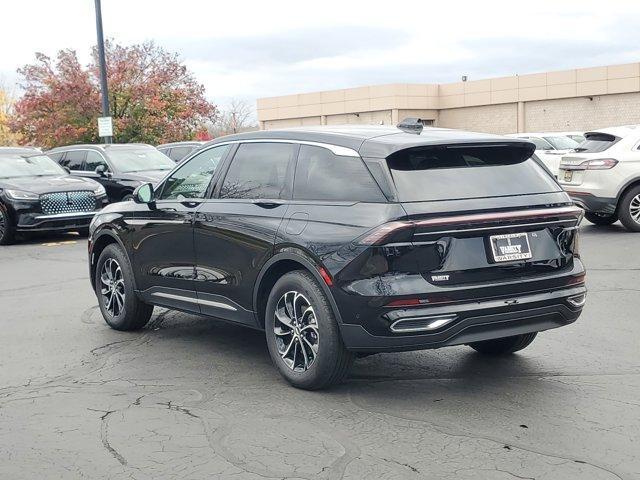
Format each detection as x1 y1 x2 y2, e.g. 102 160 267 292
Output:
557 131 586 144
558 125 640 232
506 133 580 176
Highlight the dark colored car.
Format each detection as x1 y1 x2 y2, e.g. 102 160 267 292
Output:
0 148 108 245
88 125 586 389
46 144 175 203
157 141 205 163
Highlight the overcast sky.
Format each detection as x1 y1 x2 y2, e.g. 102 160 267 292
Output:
1 0 640 111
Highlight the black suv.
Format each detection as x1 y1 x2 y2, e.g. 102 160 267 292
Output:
47 144 175 203
157 141 205 163
0 148 107 244
88 125 586 389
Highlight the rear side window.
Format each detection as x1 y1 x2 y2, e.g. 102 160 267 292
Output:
575 133 620 153
386 145 561 202
294 145 384 202
529 137 554 150
219 143 295 199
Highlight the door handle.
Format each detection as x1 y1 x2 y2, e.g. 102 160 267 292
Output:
252 199 284 209
180 200 202 208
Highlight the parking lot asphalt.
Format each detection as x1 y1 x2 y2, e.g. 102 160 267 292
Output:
0 223 638 480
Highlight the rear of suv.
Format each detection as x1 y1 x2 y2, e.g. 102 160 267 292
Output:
88 125 586 389
558 125 640 231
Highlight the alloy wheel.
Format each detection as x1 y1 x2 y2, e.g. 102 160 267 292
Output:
274 291 319 372
629 194 640 224
100 258 125 317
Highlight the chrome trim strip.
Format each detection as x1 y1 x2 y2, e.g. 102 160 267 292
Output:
198 297 238 311
413 219 576 236
151 292 237 311
390 314 458 333
204 139 360 157
124 219 185 225
35 211 97 220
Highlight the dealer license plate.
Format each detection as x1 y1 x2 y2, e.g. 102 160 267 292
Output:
489 232 533 262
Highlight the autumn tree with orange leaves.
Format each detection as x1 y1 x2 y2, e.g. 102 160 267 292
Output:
10 41 217 148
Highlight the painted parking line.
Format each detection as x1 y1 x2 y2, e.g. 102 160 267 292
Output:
41 240 78 247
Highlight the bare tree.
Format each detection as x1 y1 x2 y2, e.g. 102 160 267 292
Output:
211 99 257 136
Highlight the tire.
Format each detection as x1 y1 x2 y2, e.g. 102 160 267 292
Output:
618 185 640 232
264 270 354 390
122 194 134 202
0 204 16 245
468 332 537 355
585 211 618 226
95 243 153 331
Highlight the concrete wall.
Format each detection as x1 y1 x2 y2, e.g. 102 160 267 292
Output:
257 62 640 133
524 92 640 132
438 103 518 134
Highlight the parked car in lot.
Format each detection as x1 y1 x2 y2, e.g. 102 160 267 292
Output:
557 131 586 144
46 144 175 203
0 148 107 245
157 141 205 163
559 125 640 231
88 125 586 389
506 133 580 176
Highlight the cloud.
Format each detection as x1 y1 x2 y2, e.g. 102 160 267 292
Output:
167 26 409 69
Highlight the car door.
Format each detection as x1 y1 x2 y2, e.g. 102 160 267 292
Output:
131 144 231 313
84 150 122 202
193 142 297 326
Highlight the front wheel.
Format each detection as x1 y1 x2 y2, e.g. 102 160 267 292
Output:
95 244 153 330
585 212 618 226
265 270 354 390
0 204 16 245
468 332 537 355
618 185 640 232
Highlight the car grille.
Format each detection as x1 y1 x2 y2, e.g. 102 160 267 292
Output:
40 191 96 215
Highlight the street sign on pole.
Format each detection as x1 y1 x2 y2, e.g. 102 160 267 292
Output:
94 0 112 143
97 117 113 138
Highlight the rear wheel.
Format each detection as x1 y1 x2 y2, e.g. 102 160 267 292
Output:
468 332 537 355
618 185 640 232
0 204 16 245
95 244 153 330
265 270 354 390
585 211 618 226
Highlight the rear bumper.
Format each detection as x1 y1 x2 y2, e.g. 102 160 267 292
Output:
566 192 617 214
339 285 586 352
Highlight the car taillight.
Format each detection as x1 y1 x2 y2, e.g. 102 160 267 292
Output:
562 158 618 171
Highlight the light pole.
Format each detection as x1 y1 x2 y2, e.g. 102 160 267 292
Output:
94 0 112 143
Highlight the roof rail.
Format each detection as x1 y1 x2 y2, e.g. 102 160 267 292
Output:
397 118 423 134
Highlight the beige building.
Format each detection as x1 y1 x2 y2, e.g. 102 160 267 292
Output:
257 62 640 134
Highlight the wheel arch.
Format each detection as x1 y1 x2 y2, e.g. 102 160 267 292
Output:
253 252 344 330
616 177 640 205
90 229 130 291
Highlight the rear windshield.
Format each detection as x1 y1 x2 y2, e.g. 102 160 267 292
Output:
574 133 619 153
386 145 560 202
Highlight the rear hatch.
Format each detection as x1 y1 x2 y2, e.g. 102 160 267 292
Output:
559 132 621 186
341 143 581 298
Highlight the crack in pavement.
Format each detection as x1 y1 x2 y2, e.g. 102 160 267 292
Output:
347 388 625 480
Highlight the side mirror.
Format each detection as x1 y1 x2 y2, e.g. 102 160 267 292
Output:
95 164 108 177
133 183 155 204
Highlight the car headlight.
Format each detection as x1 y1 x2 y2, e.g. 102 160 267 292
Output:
93 184 106 196
5 189 39 201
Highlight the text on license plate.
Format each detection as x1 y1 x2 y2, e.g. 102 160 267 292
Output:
489 232 533 262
